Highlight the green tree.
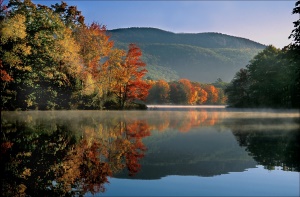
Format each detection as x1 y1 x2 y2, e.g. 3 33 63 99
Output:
246 45 284 107
169 81 188 104
147 80 170 104
225 68 251 107
225 45 299 108
287 0 300 108
289 0 300 46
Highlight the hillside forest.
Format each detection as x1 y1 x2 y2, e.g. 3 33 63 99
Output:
108 28 265 83
1 0 299 110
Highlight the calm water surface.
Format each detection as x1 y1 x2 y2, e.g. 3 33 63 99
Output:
1 109 299 196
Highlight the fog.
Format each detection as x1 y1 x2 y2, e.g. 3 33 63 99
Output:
2 108 299 133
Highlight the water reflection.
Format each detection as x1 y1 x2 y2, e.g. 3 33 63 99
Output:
147 110 220 132
1 110 299 196
1 111 150 196
228 117 300 171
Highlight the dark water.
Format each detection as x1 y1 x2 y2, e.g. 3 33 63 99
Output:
1 109 299 196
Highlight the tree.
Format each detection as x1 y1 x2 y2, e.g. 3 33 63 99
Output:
246 45 284 107
225 68 251 107
1 0 82 110
0 12 31 109
147 79 170 104
289 0 300 46
203 84 218 104
111 44 150 109
51 1 85 29
287 0 300 108
73 22 114 109
169 81 188 104
179 79 196 104
1 0 152 110
225 46 295 108
191 82 208 104
212 78 228 104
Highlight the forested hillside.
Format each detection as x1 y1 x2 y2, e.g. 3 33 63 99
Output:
108 28 266 82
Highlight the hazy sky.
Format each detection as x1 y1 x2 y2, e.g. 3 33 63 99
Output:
38 1 298 48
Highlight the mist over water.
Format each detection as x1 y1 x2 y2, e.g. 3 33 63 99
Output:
1 108 299 196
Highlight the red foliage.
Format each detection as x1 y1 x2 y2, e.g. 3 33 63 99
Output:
0 60 13 82
125 120 151 176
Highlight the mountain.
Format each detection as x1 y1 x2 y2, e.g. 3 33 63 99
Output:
114 127 257 179
108 27 266 82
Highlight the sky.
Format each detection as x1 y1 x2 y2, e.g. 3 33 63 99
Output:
33 1 298 48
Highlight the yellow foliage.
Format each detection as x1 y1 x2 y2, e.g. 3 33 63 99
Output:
0 14 27 43
82 73 96 95
56 28 81 76
3 52 22 66
12 43 31 56
21 168 31 179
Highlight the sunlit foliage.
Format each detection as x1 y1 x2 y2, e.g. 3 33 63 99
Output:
146 79 226 105
0 0 150 110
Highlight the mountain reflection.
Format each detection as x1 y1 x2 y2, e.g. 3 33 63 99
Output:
1 111 150 196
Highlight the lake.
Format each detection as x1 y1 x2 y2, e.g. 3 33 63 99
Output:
1 108 299 196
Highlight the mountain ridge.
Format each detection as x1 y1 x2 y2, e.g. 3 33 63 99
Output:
107 27 266 82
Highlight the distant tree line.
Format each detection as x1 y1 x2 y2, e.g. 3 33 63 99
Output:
146 78 227 105
0 0 150 110
225 1 300 108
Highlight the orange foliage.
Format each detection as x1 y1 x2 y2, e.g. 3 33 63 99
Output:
203 84 219 104
192 82 208 104
179 79 196 104
198 88 208 104
0 60 13 82
125 120 151 176
1 141 13 154
112 44 151 108
75 22 113 79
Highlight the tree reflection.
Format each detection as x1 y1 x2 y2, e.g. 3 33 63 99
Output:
229 118 300 172
149 110 221 133
1 113 150 196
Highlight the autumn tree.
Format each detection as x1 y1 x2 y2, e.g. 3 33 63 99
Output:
1 0 81 110
51 1 85 29
147 79 170 104
110 44 150 109
1 0 152 110
203 84 218 104
179 79 197 104
192 82 208 104
0 12 30 109
73 22 114 109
